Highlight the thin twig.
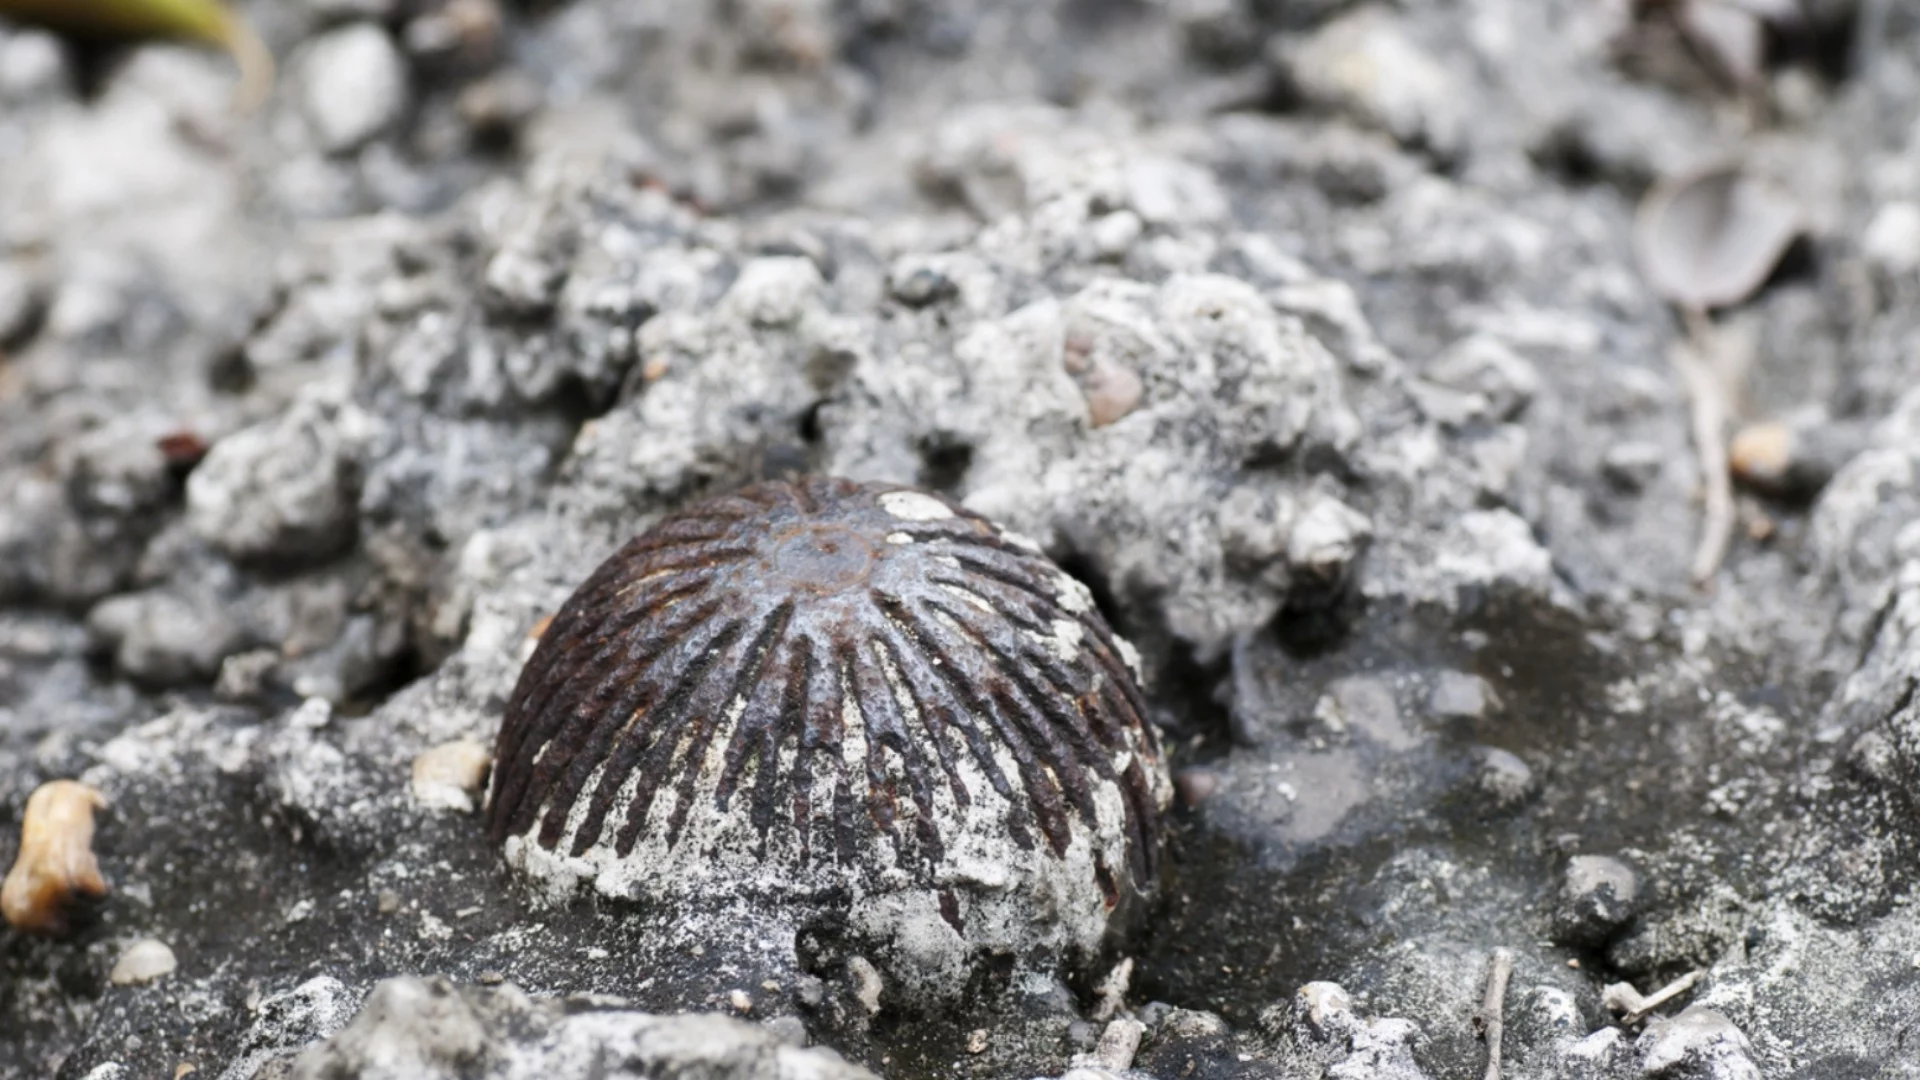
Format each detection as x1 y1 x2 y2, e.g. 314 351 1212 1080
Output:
1480 947 1514 1080
1623 968 1703 1026
1674 309 1733 587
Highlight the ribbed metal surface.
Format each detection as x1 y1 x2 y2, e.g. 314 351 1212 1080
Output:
487 477 1162 891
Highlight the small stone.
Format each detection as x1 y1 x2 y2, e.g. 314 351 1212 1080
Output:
299 24 410 154
794 975 826 1007
110 938 178 986
762 1015 807 1047
1317 676 1412 748
1070 1016 1145 1071
1429 670 1500 721
1551 855 1641 947
1602 442 1666 493
410 740 493 813
889 267 958 308
0 259 44 347
477 971 505 985
1560 1026 1629 1079
87 590 246 687
401 0 502 71
215 649 282 702
722 257 823 328
186 401 357 565
483 246 564 317
1862 201 1920 275
1636 1006 1760 1080
728 989 753 1013
1124 157 1228 227
1292 981 1356 1041
966 1028 989 1054
1426 336 1539 422
377 890 402 915
1173 767 1221 807
1436 510 1554 599
1089 211 1143 261
1471 746 1536 808
1082 361 1144 428
1277 7 1463 158
0 29 67 102
847 956 883 1016
457 73 542 143
1286 493 1372 589
1728 420 1860 500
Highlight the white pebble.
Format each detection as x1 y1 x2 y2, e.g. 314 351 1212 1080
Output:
411 740 493 813
110 938 177 986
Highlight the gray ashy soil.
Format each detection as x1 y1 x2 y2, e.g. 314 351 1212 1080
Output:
3 0 1920 1077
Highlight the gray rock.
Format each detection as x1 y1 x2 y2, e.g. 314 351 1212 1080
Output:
1470 746 1536 809
1276 7 1464 160
218 977 362 1080
0 28 67 102
1552 855 1642 947
290 977 880 1080
1425 335 1539 422
0 258 43 345
1428 671 1500 722
299 24 410 154
1635 1007 1759 1080
1288 492 1373 595
186 399 360 565
87 588 247 686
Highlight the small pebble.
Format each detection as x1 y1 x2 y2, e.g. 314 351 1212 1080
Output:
1601 441 1665 493
1551 854 1640 947
1429 670 1500 722
889 267 957 308
1287 494 1372 589
110 938 178 986
1173 767 1221 807
1637 1006 1759 1078
966 1028 990 1054
1292 981 1354 1040
410 740 494 813
299 24 410 154
728 989 752 1013
1728 420 1859 500
1472 746 1536 808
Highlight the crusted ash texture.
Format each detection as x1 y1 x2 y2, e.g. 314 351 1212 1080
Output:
488 476 1168 997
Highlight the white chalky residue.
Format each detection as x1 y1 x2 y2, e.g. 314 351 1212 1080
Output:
940 583 997 614
1001 530 1045 554
886 532 913 545
1054 572 1095 614
1040 619 1084 663
879 491 954 521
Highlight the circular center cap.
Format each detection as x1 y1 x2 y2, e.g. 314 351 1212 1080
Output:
764 522 881 595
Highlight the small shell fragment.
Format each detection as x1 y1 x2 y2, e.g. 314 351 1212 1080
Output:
410 740 494 813
2 780 110 936
110 937 178 985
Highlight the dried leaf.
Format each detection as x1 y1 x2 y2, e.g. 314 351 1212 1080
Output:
1634 163 1802 311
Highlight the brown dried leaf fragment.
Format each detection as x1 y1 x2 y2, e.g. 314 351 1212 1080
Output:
2 780 110 936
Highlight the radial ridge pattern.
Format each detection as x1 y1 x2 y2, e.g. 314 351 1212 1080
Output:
486 477 1165 895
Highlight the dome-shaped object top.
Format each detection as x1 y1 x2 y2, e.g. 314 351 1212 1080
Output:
487 477 1167 991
